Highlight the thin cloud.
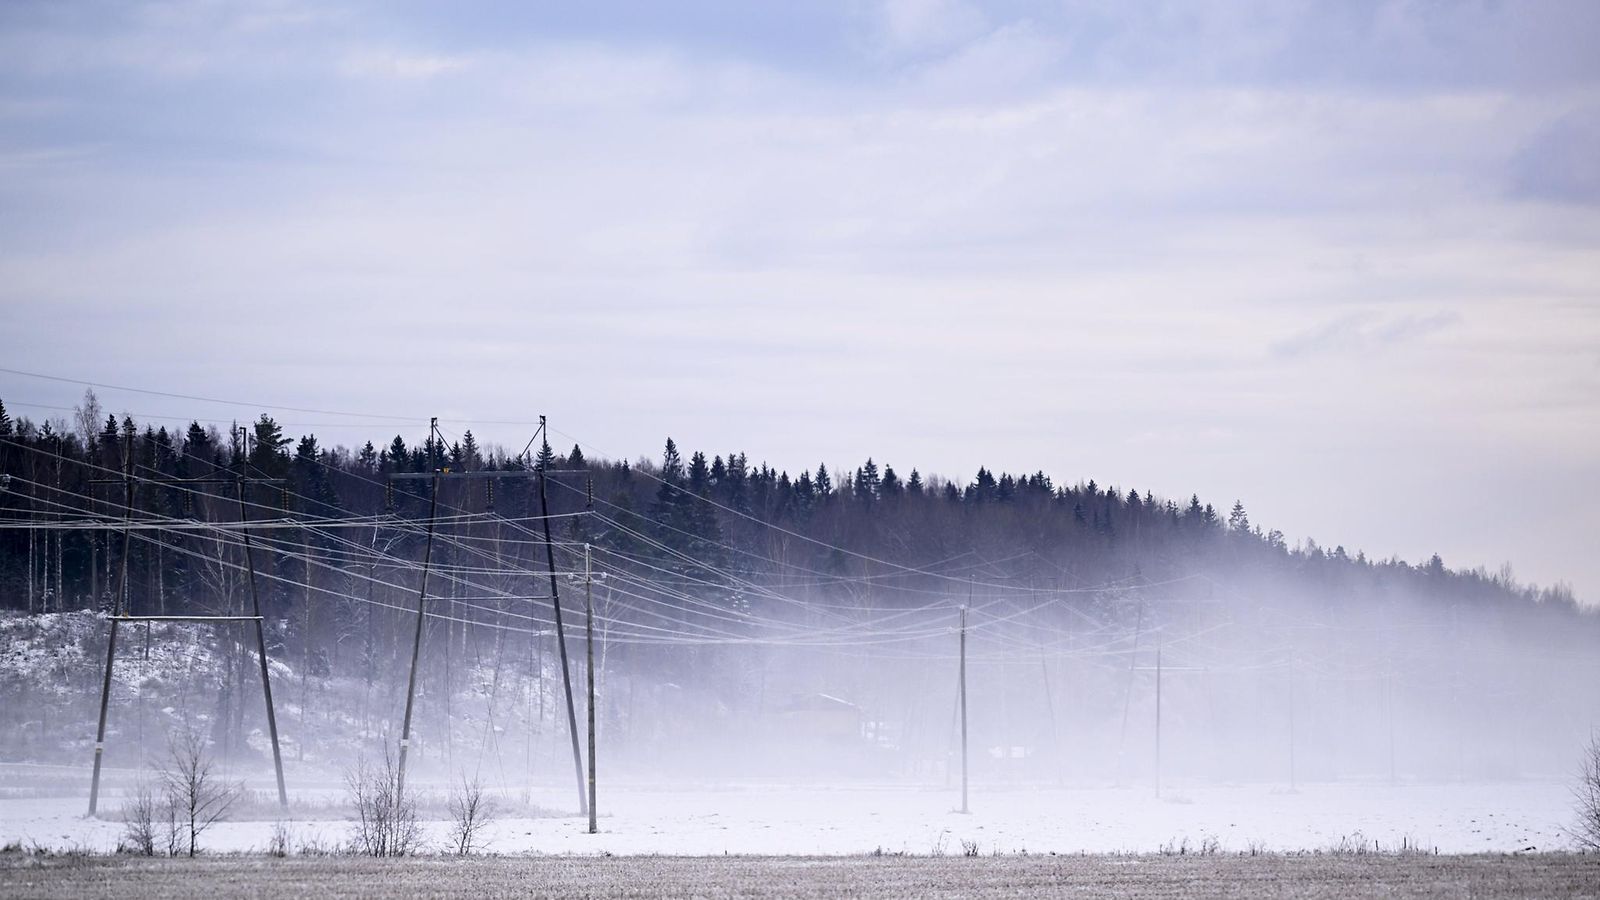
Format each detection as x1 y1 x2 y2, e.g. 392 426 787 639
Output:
1271 311 1462 359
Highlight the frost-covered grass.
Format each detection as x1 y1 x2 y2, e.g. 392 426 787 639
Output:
2 780 1578 858
2 853 1598 899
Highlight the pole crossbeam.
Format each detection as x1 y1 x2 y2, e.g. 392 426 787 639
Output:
386 469 589 481
117 615 264 622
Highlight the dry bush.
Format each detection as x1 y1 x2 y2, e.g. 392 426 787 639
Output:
1573 733 1600 851
346 746 421 857
117 781 159 856
447 776 497 856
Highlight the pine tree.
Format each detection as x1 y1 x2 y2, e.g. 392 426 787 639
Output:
458 431 482 470
650 438 689 544
688 451 711 495
0 398 11 437
98 414 120 469
814 464 832 497
880 465 903 499
726 453 749 512
1227 500 1249 532
907 469 923 495
566 443 585 469
248 414 291 477
854 458 880 502
966 467 997 503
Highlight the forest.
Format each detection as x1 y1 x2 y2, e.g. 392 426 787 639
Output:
0 391 1594 787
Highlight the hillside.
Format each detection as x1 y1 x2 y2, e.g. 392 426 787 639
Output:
0 405 1595 786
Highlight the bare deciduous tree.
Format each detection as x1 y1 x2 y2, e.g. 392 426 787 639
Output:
346 745 421 857
1573 733 1600 851
447 776 497 856
159 729 241 857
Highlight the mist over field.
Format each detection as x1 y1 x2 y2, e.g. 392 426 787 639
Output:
0 410 1596 860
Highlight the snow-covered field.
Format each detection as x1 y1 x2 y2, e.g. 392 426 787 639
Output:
1 769 1577 856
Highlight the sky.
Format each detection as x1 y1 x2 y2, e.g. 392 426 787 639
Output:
1 0 1597 601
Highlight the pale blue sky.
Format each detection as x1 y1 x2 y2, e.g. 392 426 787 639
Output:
2 1 1598 599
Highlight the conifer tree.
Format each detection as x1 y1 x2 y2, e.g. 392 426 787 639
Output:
1228 500 1249 532
249 415 291 477
880 465 903 498
814 464 832 497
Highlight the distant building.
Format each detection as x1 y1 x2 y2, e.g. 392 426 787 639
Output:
776 692 861 742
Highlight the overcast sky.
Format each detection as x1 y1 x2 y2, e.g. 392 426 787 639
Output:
2 0 1597 601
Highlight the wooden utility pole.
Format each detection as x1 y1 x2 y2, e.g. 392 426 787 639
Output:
536 417 588 817
236 468 288 807
1130 647 1200 801
1155 644 1162 799
1037 638 1060 785
1385 665 1396 786
1288 653 1297 793
585 542 597 835
87 430 133 816
397 419 442 798
959 605 969 814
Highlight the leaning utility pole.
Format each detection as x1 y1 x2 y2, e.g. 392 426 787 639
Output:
536 416 588 817
585 541 598 835
87 429 133 816
959 605 969 814
236 471 288 807
396 418 442 799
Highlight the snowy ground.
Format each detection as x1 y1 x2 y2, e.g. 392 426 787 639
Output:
0 765 1578 856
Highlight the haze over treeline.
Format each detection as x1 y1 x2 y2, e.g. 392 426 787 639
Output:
0 393 1595 786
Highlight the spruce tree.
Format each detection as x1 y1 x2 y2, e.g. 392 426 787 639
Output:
248 414 291 477
880 465 903 499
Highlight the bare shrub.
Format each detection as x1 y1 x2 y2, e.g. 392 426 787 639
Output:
158 730 241 858
960 839 980 858
118 781 159 856
447 776 497 856
268 820 291 858
346 746 421 857
295 829 337 856
1573 733 1600 851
